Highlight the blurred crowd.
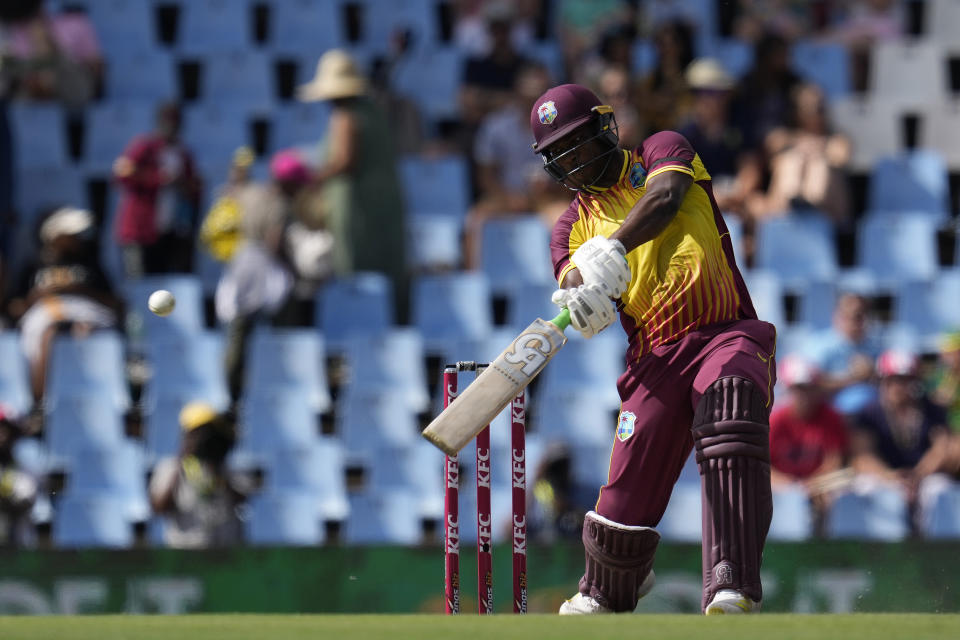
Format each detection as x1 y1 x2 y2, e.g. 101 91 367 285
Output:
0 0 957 547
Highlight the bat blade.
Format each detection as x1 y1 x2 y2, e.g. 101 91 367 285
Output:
422 311 569 455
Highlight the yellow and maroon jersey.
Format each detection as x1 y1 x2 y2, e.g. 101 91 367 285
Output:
550 131 757 361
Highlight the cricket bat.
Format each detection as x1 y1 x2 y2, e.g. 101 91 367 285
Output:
422 308 571 456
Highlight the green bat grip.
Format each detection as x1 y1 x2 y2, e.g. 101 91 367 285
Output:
550 307 571 331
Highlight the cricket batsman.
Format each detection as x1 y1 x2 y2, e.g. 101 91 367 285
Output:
531 84 777 615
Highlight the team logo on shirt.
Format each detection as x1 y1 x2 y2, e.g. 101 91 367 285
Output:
629 162 647 189
537 101 557 125
616 411 636 442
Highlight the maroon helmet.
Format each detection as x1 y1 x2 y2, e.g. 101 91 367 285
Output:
530 84 619 192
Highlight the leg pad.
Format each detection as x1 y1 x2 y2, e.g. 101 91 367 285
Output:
578 511 660 612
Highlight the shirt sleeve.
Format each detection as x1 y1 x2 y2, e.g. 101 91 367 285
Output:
640 130 696 181
550 197 581 285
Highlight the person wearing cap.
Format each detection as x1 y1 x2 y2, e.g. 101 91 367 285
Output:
532 83 776 615
297 49 408 322
0 405 38 547
6 207 121 402
199 147 256 263
849 350 954 509
149 402 251 548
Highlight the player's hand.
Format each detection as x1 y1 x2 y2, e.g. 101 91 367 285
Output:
571 236 631 298
551 283 616 339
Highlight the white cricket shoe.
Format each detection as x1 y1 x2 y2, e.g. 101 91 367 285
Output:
558 571 655 615
704 589 760 615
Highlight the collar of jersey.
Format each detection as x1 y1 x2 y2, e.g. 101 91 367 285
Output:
583 149 630 194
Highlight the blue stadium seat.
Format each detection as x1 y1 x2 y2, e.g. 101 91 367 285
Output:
143 392 191 461
858 214 939 284
534 391 616 449
340 328 430 414
480 217 555 295
791 41 851 99
658 483 702 542
181 104 251 178
796 280 835 331
46 332 129 411
406 213 463 270
128 275 205 342
357 0 439 54
241 391 320 456
743 270 786 329
269 0 344 58
398 154 470 217
246 491 325 546
631 39 656 76
776 324 815 359
538 332 624 408
344 488 422 544
270 101 330 153
178 0 254 54
201 51 275 112
521 40 565 83
336 390 419 453
45 395 125 463
755 215 837 286
769 485 813 541
505 283 559 333
9 103 67 171
568 441 615 493
391 46 463 121
53 493 134 549
723 213 744 262
86 0 158 57
826 487 908 541
104 50 177 101
14 166 87 223
245 329 331 412
412 272 494 351
67 439 149 522
317 272 394 350
701 38 753 78
829 96 902 172
867 151 950 220
895 269 960 338
144 331 229 407
84 102 154 174
920 478 960 538
0 332 32 416
265 439 349 522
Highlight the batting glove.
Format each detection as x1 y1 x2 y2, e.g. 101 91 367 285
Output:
571 236 631 298
551 283 617 339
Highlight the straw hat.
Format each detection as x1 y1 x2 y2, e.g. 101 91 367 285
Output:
685 58 735 91
297 49 367 102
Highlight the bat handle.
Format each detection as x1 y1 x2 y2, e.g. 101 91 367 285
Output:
550 307 571 331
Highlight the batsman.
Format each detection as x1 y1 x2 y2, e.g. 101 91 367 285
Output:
531 84 777 615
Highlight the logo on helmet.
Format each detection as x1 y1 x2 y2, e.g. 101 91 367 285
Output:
537 101 558 125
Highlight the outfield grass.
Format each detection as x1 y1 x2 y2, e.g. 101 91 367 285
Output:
0 614 958 640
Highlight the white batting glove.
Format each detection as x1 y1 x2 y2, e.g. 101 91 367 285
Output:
572 236 631 298
551 283 617 339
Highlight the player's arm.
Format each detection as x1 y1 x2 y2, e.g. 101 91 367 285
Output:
608 171 692 253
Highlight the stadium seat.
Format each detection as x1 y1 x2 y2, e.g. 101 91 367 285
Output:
768 485 813 541
14 166 87 224
398 154 470 218
340 327 430 414
406 213 463 270
866 151 950 220
534 390 617 449
921 101 960 171
723 213 744 262
244 329 331 412
700 38 753 78
178 0 255 54
658 482 702 542
181 103 252 178
45 394 125 463
391 46 463 121
336 389 420 454
826 486 909 541
791 41 850 99
144 331 229 407
9 103 67 171
269 101 330 153
85 0 158 57
505 283 559 333
0 332 32 416
356 0 440 54
53 493 134 549
316 272 394 351
143 392 193 461
829 96 902 171
240 391 320 456
742 270 787 329
796 280 835 331
201 51 275 112
537 332 623 408
127 275 205 342
412 272 494 351
269 0 344 58
754 215 837 286
479 217 555 295
871 40 947 101
104 50 177 101
857 214 939 284
567 441 615 493
265 439 349 522
344 488 423 545
246 491 325 546
67 439 149 522
927 0 960 44
83 102 154 174
919 477 960 538
895 269 960 342
775 324 815 359
46 332 129 411
521 40 565 84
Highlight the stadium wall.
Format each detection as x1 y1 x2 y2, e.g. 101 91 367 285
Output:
0 542 956 615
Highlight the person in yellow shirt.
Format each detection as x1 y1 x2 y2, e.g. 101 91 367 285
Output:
531 84 777 615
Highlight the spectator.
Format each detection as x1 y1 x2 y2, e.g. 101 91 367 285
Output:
149 402 253 548
850 351 955 519
528 442 593 543
463 62 568 267
745 83 852 225
557 0 632 86
298 49 408 322
595 64 643 150
811 292 882 415
453 0 536 59
113 102 201 279
636 20 696 134
0 0 103 108
0 405 37 547
929 330 960 434
6 208 122 402
199 147 256 264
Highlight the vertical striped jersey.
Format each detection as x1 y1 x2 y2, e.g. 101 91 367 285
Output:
550 131 757 361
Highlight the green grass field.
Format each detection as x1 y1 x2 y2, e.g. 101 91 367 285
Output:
1 614 958 640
